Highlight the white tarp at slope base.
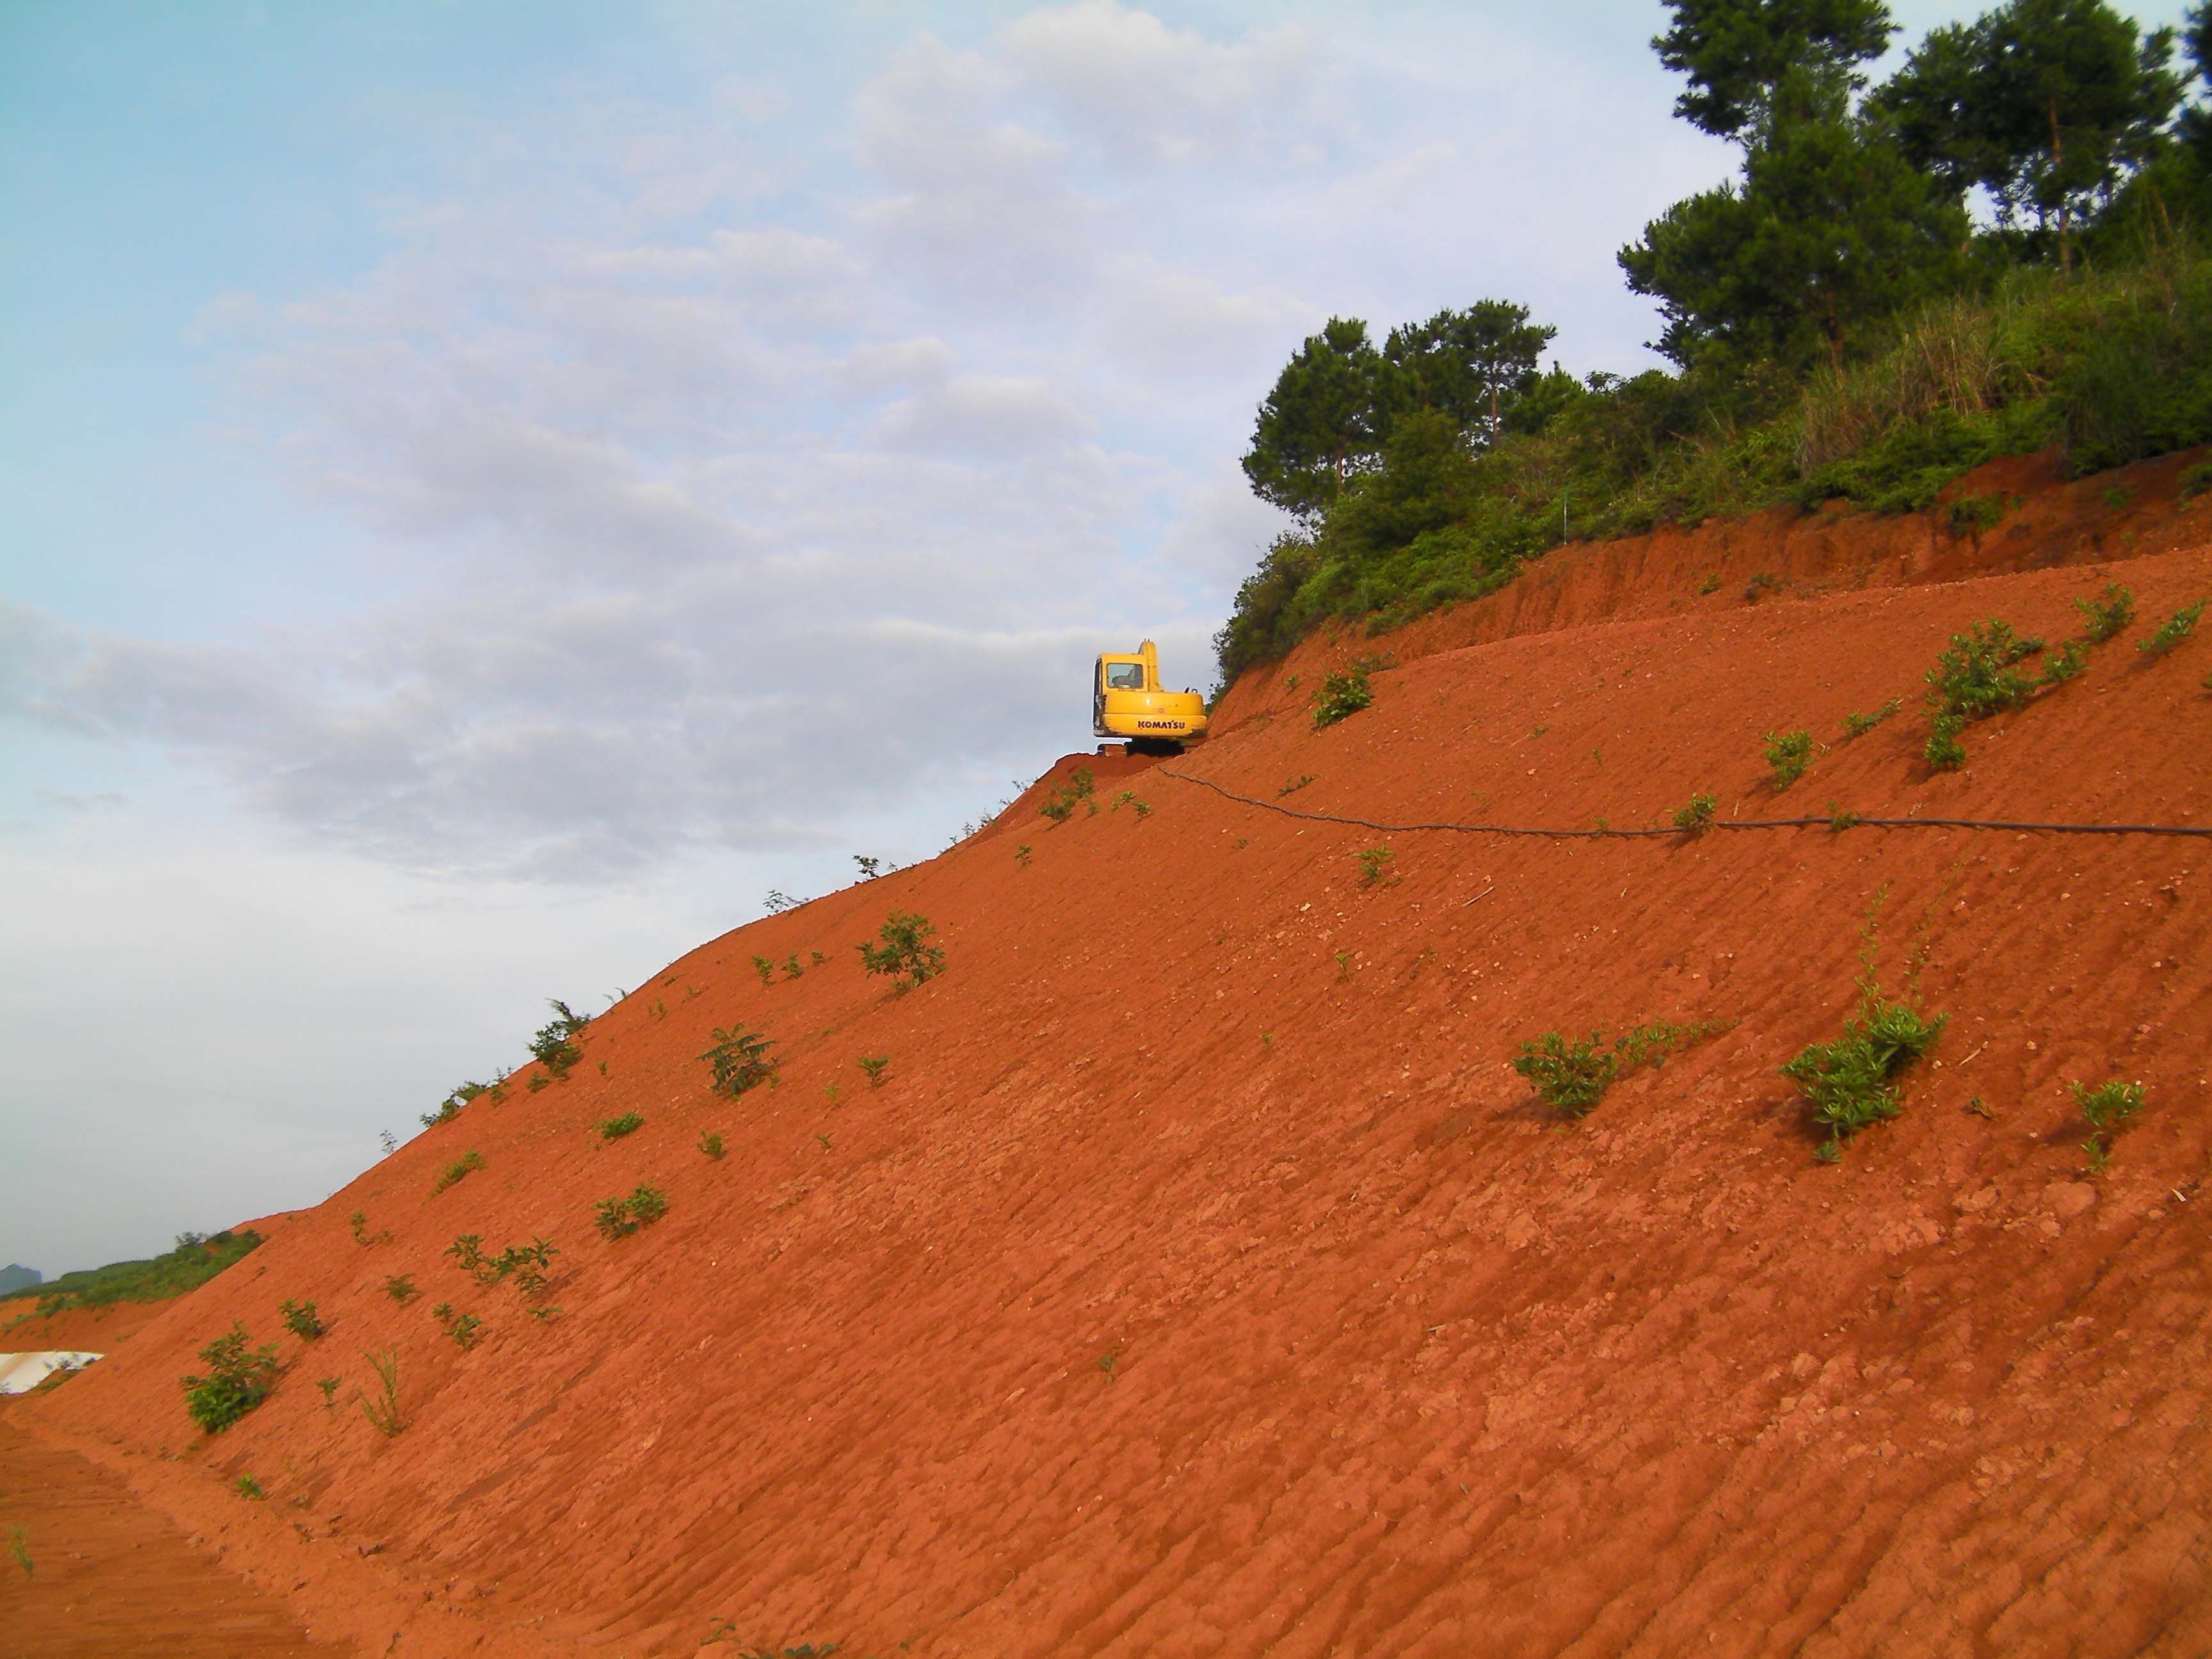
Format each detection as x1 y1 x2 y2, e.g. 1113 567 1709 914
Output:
0 1351 101 1394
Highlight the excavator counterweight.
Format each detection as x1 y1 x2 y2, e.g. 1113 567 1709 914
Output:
1093 640 1208 754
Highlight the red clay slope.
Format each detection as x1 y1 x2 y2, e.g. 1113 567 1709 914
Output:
1214 442 2212 733
0 1406 349 1658
21 523 2212 1658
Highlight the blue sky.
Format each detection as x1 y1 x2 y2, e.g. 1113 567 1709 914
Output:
1 0 2195 1274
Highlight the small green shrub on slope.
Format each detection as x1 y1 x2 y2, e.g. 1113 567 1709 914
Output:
432 1151 485 1194
1840 700 1900 739
1921 619 2045 768
1311 664 1375 728
529 999 591 1079
595 1186 670 1240
2139 598 2206 656
2075 1079 2147 1174
858 913 946 991
1673 794 1718 835
1039 768 1096 824
2074 583 2135 643
1513 1022 1717 1119
1764 730 1814 789
180 1324 280 1434
701 1027 778 1097
1783 901 1946 1161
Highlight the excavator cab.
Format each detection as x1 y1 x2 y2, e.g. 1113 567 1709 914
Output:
1093 640 1209 754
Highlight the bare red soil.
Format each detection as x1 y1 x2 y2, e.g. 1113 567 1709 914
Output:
1215 444 2212 732
0 1404 348 1657
16 467 2212 1657
3 1299 172 1353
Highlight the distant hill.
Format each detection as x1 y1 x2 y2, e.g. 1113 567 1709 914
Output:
0 1231 257 1310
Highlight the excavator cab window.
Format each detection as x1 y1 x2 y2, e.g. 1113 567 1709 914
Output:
1106 661 1145 691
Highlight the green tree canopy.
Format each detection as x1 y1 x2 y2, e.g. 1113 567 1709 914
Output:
1873 0 2181 267
1654 0 1896 140
1627 0 1966 371
1623 115 1968 368
1383 303 1559 446
1240 317 1390 520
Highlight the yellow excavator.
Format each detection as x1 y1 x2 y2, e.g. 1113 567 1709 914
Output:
1093 640 1209 755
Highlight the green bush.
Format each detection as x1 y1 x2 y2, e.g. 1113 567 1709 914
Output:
1764 729 1813 789
1672 793 1718 835
598 1112 646 1141
2075 1078 2147 1173
431 1303 485 1350
1354 846 1397 885
1784 999 1947 1158
431 1150 485 1194
1945 492 2014 536
1922 618 2049 768
1513 1020 1715 1118
180 1324 280 1434
750 955 775 986
1840 700 1900 738
1927 619 2045 719
2040 639 2088 685
2053 263 2212 475
1782 902 1948 1167
1038 767 1095 824
2139 598 2206 655
1311 664 1375 728
701 1027 778 1097
421 1079 495 1130
278 1299 323 1342
382 1273 419 1305
1512 1032 1615 1115
529 999 591 1079
698 1130 726 1160
594 1185 669 1240
445 1234 497 1286
857 912 946 990
495 1237 558 1303
2074 582 2135 643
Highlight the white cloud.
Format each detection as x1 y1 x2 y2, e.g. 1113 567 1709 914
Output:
1093 255 1317 382
874 373 1093 456
8 0 1820 1270
998 0 1327 166
1154 458 1295 588
833 334 958 397
712 73 792 124
851 34 1096 298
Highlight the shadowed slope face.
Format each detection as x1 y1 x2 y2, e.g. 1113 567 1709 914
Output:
28 544 2212 1658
